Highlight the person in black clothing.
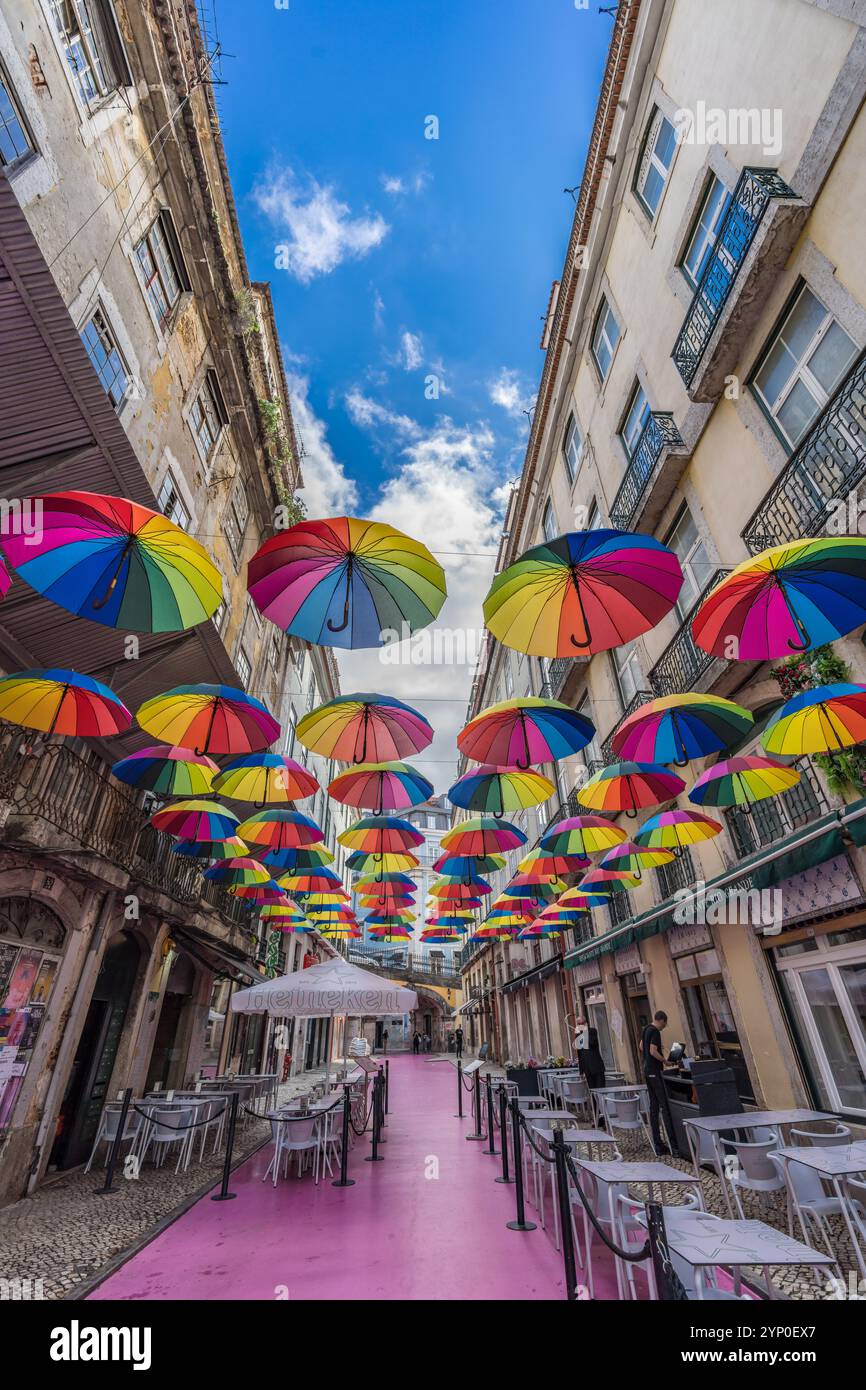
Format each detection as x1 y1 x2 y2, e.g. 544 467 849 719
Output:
412 1031 420 1054
576 1024 606 1090
642 1010 676 1156
454 1026 464 1059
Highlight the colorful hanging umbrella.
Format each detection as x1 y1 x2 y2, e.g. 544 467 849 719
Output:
354 872 418 893
458 696 595 769
0 668 131 737
509 871 569 893
518 923 562 939
559 888 611 911
136 684 280 756
634 809 722 850
328 761 433 812
279 869 344 893
111 744 218 797
540 814 628 857
689 755 801 809
432 853 506 876
578 868 640 894
212 754 319 806
447 764 555 813
150 798 239 840
236 808 324 850
762 684 866 757
296 692 434 763
260 902 305 920
203 858 270 885
578 761 685 817
439 817 528 856
344 849 420 873
247 516 447 650
228 881 288 903
483 528 683 657
692 537 866 661
425 917 470 931
600 841 675 879
261 845 335 872
338 815 425 853
366 911 416 926
430 880 491 900
517 849 591 877
611 693 754 767
171 835 249 860
0 556 10 598
0 490 223 632
472 924 516 940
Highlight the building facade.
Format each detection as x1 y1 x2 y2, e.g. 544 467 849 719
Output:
460 0 866 1125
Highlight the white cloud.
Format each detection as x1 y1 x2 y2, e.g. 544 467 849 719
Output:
344 389 420 438
380 174 405 195
380 170 430 197
372 289 385 331
400 330 424 371
255 166 389 284
286 370 358 515
488 367 535 420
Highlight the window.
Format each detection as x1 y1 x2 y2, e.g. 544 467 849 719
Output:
190 371 228 462
562 414 583 484
666 506 710 620
48 0 131 109
542 499 558 544
134 211 189 331
773 926 866 1115
503 660 514 700
80 307 128 409
675 948 754 1101
585 500 601 532
0 65 35 170
591 298 620 381
612 640 642 710
576 693 602 774
682 176 732 290
634 109 677 218
212 600 227 634
157 472 190 530
267 631 282 681
753 285 859 449
620 382 651 459
234 645 251 690
224 477 250 563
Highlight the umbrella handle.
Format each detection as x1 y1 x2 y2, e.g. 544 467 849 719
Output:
326 554 354 634
567 568 593 650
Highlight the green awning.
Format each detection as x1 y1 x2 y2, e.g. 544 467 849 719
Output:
841 798 866 846
751 826 843 889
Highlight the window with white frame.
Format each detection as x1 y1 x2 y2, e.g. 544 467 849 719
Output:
80 306 128 409
681 175 731 290
0 64 36 170
234 646 251 689
542 499 558 544
591 298 621 381
752 284 859 450
157 471 190 530
612 640 642 710
189 370 228 463
134 211 189 332
562 414 583 484
224 476 250 563
267 630 282 682
620 382 652 459
575 692 602 774
211 600 228 634
47 0 131 110
586 500 601 530
665 505 710 620
634 108 677 218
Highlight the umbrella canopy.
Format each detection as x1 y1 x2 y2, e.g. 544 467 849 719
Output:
171 835 249 860
137 684 280 756
151 798 239 840
296 692 434 763
111 744 218 797
0 668 131 738
260 902 305 920
230 955 418 1016
261 845 335 872
559 888 612 910
236 809 324 850
365 911 415 925
276 868 343 893
0 490 222 632
578 761 685 816
600 841 675 878
430 880 491 900
432 852 506 876
344 849 420 873
762 683 866 755
439 817 528 855
247 516 447 650
540 815 628 857
203 857 270 885
212 754 319 805
338 814 425 853
689 755 801 808
611 693 754 767
0 555 10 597
692 537 866 661
328 761 433 812
353 872 418 892
578 868 640 894
517 849 591 877
458 696 595 769
447 764 555 813
425 917 470 931
482 528 683 656
228 880 288 902
634 809 722 850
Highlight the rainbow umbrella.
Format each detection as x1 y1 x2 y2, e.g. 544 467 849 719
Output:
136 684 280 756
447 765 555 813
328 761 433 812
634 809 722 850
292 888 349 906
579 868 640 894
213 755 319 806
296 692 434 763
578 761 685 817
261 845 335 872
0 556 10 598
236 809 324 851
692 537 866 661
600 841 675 879
689 756 801 810
361 893 414 910
472 924 516 940
458 696 594 769
509 872 568 893
425 917 470 932
540 815 628 857
439 817 528 856
432 853 506 876
247 516 447 650
203 857 270 885
338 815 425 853
366 911 416 926
260 902 305 921
276 868 342 893
483 528 683 656
229 881 288 903
111 744 218 797
762 684 866 757
420 932 460 944
345 849 420 873
354 872 417 893
537 905 588 924
559 888 612 911
0 668 131 737
517 849 591 877
0 490 222 632
430 880 491 900
611 693 754 768
151 799 239 840
171 835 249 860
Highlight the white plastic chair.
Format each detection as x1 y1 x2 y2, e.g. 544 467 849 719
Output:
84 1103 143 1173
614 1190 703 1300
264 1115 320 1186
317 1103 343 1180
138 1105 196 1173
561 1077 591 1121
602 1092 651 1150
790 1123 852 1147
773 1151 866 1257
720 1137 787 1220
633 1208 751 1300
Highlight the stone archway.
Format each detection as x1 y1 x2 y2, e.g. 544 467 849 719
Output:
411 986 452 1052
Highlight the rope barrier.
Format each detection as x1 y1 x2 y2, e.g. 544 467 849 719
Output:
563 1149 651 1262
130 1102 228 1129
516 1110 556 1162
350 1093 376 1136
244 1096 344 1124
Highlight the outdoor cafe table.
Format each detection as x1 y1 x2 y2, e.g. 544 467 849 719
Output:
658 1209 837 1299
683 1109 836 1217
775 1141 866 1281
589 1082 648 1126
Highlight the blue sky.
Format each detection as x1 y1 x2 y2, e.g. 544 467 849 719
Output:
210 0 611 787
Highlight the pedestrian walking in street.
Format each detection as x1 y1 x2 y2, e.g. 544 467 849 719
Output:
412 1030 420 1054
383 1028 389 1054
424 1031 431 1053
642 1010 676 1156
454 1025 464 1059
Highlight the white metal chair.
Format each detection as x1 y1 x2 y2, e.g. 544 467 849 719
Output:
773 1151 866 1260
317 1104 343 1180
602 1092 651 1150
84 1103 143 1173
138 1105 196 1173
264 1115 320 1186
790 1122 852 1147
561 1076 591 1121
720 1137 787 1220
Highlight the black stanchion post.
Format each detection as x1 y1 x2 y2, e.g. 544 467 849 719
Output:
365 1074 384 1162
455 1060 464 1118
95 1088 132 1195
384 1059 390 1114
506 1097 536 1232
552 1129 578 1300
466 1066 485 1141
495 1085 513 1184
482 1073 498 1155
333 1084 356 1187
211 1091 239 1202
377 1065 387 1142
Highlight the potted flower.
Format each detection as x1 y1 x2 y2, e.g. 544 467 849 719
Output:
505 1056 540 1094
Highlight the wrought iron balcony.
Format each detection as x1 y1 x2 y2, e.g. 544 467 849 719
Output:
673 167 798 390
741 352 866 553
649 568 732 698
656 846 697 901
609 414 686 531
601 689 653 766
725 757 830 859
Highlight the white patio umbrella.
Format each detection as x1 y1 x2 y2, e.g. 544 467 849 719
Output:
230 956 417 1088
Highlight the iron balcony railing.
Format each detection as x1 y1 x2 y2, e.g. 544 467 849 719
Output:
346 943 461 987
609 413 685 531
725 757 830 859
741 351 866 553
539 657 575 701
656 846 698 901
649 568 732 698
672 167 797 389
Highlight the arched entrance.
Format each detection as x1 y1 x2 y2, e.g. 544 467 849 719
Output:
411 986 451 1051
145 951 199 1091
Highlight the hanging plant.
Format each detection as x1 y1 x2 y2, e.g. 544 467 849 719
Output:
771 644 866 793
